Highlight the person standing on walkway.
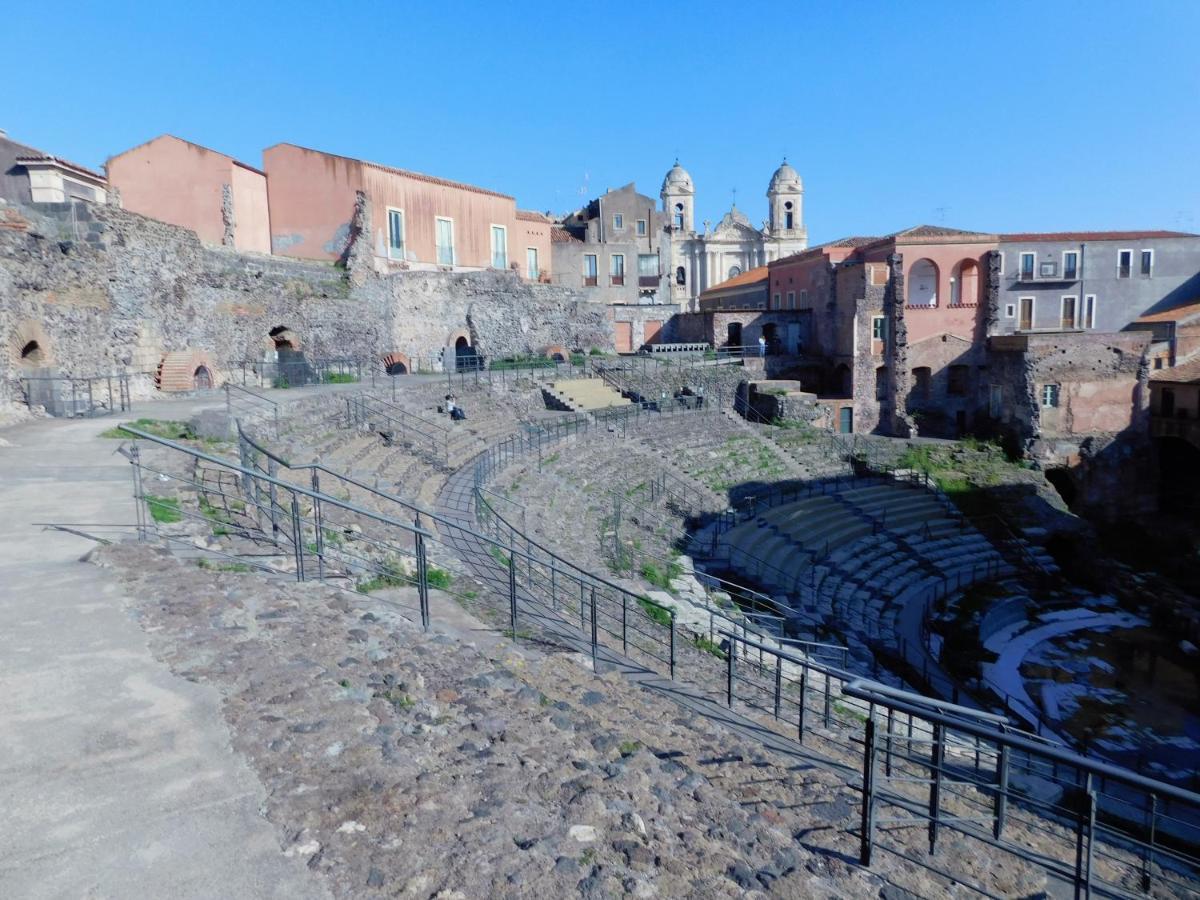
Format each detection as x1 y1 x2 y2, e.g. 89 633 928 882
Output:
758 335 766 357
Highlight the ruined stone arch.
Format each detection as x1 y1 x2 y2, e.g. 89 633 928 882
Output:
542 344 569 362
156 350 221 392
12 321 52 368
267 325 299 351
382 352 411 375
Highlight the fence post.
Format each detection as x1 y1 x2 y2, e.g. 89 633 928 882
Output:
860 716 877 866
311 470 325 583
885 707 895 777
415 526 430 632
590 588 599 673
928 722 943 855
668 609 676 680
1074 773 1096 900
129 442 147 541
621 592 628 655
508 544 518 638
1142 794 1157 893
724 638 734 710
268 458 280 543
994 743 1010 839
797 669 807 743
289 494 305 582
773 654 782 720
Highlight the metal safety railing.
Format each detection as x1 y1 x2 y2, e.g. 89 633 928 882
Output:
224 383 280 439
20 372 134 418
116 396 1200 899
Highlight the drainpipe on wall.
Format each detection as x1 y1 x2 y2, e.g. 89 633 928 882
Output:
1078 242 1086 330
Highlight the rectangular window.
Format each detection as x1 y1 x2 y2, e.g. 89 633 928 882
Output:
584 254 598 286
610 253 625 285
872 315 887 341
1141 249 1154 276
1063 251 1078 280
1118 249 1132 278
636 219 647 236
435 217 455 266
1042 384 1060 408
1005 303 1016 318
989 384 1003 418
526 247 539 280
1061 295 1077 329
786 291 795 310
997 251 1004 275
1019 296 1034 330
637 254 658 276
1020 252 1035 280
773 292 781 308
673 212 683 228
1083 294 1096 329
490 224 507 269
948 365 968 396
800 289 808 305
612 214 623 230
386 208 405 259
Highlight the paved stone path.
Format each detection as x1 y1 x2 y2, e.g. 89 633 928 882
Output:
0 396 331 899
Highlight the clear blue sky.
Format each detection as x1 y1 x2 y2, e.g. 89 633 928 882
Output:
5 0 1199 242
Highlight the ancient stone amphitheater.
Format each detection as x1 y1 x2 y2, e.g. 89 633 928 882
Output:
4 370 1198 899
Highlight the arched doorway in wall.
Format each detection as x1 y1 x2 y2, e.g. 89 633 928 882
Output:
950 259 980 306
726 322 743 348
268 326 298 351
193 365 213 390
18 341 44 366
447 330 481 372
382 352 411 376
908 259 939 307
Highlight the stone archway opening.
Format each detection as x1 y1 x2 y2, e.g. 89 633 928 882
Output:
455 335 480 371
269 326 298 351
193 365 213 390
18 340 44 366
382 352 411 376
1045 467 1077 508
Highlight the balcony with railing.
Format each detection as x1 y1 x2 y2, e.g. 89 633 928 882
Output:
1013 260 1079 283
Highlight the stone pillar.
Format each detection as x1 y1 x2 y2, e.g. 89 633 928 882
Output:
343 190 374 285
221 184 236 248
886 252 915 437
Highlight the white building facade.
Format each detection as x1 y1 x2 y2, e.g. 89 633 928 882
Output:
662 160 808 310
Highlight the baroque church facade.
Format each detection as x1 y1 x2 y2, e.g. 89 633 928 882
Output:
661 160 808 310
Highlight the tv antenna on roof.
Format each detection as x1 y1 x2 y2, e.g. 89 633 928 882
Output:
934 205 951 224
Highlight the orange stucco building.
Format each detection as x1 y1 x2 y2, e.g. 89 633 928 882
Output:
262 143 551 278
106 135 271 254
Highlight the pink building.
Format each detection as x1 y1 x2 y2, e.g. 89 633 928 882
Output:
262 143 551 278
106 135 271 254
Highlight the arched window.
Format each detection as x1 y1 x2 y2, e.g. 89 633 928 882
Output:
907 259 939 307
912 366 932 400
728 265 742 279
673 203 684 228
783 201 794 230
951 259 980 306
675 266 686 285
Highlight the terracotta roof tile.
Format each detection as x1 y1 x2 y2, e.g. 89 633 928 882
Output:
1151 357 1200 383
1001 230 1197 242
516 210 550 223
14 154 107 182
551 227 580 243
699 264 770 297
1135 300 1200 324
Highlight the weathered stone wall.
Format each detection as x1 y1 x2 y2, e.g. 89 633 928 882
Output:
0 200 611 404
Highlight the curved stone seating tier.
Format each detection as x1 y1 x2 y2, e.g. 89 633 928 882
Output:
717 480 1014 678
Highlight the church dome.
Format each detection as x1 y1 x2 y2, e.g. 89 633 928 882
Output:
661 160 694 194
768 159 802 193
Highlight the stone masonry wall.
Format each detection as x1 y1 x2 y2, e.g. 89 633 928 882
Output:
0 200 610 404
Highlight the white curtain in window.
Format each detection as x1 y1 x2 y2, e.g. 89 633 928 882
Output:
436 219 454 265
491 226 507 269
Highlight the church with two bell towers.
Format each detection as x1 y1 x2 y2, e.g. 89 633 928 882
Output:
661 159 808 310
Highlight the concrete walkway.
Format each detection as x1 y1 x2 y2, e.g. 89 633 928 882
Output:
0 396 330 899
